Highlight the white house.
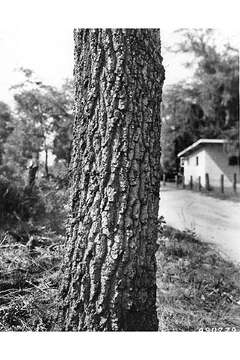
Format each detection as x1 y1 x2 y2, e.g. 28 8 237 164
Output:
177 139 240 188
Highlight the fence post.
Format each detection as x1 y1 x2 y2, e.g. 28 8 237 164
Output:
175 175 178 188
205 173 210 191
220 174 224 193
198 176 201 191
182 175 185 189
163 173 166 186
233 173 237 193
190 176 193 190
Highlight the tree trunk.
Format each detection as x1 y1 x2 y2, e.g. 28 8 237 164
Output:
44 144 49 179
58 29 164 331
27 153 39 188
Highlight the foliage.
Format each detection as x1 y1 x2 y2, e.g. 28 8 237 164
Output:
0 175 45 227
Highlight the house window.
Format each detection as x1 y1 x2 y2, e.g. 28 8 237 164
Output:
229 156 240 166
180 157 184 167
196 156 199 166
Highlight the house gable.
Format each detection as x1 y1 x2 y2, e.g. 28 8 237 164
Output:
183 147 206 186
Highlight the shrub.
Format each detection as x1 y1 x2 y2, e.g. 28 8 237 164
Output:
0 175 45 228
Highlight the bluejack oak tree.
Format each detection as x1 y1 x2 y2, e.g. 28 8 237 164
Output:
58 29 164 331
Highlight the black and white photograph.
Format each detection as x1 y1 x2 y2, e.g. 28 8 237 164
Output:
0 0 239 358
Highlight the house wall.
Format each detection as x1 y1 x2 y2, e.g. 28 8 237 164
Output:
204 144 240 187
183 144 240 188
183 148 206 187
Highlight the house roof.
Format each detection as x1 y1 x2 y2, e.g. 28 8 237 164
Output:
177 139 228 158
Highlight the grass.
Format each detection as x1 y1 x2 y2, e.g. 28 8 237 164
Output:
156 226 240 331
202 188 240 202
186 183 240 202
0 230 64 331
165 181 240 202
1 221 240 331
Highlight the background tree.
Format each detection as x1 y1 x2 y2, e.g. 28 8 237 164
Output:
161 29 239 175
58 28 165 331
178 29 239 138
52 78 74 166
161 83 204 175
0 101 14 166
2 69 73 183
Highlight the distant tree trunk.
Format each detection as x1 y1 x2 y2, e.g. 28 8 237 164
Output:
0 149 3 166
58 29 164 331
27 153 39 188
44 144 49 179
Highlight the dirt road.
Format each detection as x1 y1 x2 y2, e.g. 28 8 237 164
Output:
159 186 240 266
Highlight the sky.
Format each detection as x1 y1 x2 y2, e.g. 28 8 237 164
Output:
0 1 239 107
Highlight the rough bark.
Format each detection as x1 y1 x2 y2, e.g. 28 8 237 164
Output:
58 29 165 331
